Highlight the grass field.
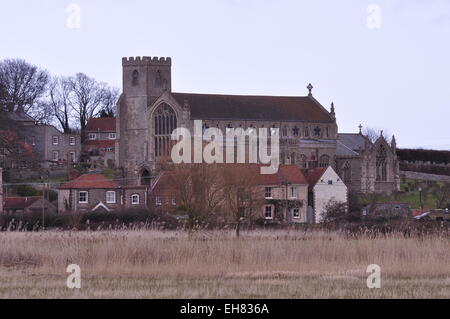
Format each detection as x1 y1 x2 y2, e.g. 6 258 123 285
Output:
0 230 449 299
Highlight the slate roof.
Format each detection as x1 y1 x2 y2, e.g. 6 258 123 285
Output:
172 93 334 122
7 110 35 122
85 117 116 132
338 134 367 152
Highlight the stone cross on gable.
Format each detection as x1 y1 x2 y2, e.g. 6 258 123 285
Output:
307 83 313 96
359 124 363 134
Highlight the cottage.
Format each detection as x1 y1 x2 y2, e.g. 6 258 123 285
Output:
58 174 147 213
150 164 310 223
82 117 116 169
3 196 57 215
303 166 348 223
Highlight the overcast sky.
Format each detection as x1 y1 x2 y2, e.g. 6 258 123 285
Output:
1 0 449 149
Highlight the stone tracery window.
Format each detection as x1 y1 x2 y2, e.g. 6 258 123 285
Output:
319 155 330 167
154 103 177 158
376 145 388 181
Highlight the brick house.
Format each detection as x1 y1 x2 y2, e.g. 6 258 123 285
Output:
58 174 148 213
82 117 116 169
303 166 348 223
149 165 310 223
3 196 57 215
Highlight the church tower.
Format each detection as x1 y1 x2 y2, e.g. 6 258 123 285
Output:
116 56 172 185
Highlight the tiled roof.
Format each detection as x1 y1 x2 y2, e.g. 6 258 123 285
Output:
82 140 115 151
85 117 116 132
252 164 309 185
59 174 119 189
151 164 308 195
172 93 334 122
302 167 327 187
336 140 360 156
4 196 41 210
338 134 368 153
7 110 35 122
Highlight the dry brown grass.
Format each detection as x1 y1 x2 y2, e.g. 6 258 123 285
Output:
0 229 449 298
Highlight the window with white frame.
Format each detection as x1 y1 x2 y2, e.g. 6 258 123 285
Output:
265 187 272 199
172 198 176 206
265 206 273 219
70 151 76 162
52 151 59 161
106 191 116 204
69 136 76 145
131 194 140 205
108 133 116 140
79 191 88 203
290 186 297 198
88 133 97 140
52 136 59 145
292 208 300 218
155 196 162 206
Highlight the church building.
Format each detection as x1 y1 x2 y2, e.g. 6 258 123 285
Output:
116 56 399 194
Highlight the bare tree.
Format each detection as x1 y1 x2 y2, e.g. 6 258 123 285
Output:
48 76 73 133
0 59 50 122
171 164 223 235
220 165 262 237
67 73 117 140
99 87 119 117
363 127 392 144
433 183 449 209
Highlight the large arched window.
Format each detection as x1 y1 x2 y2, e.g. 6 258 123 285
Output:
319 155 330 168
376 145 388 181
154 103 177 158
342 161 351 184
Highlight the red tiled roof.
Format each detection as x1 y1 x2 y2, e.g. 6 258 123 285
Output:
302 167 327 188
4 197 41 210
85 117 116 132
59 174 119 189
82 140 115 151
252 165 308 185
151 164 308 195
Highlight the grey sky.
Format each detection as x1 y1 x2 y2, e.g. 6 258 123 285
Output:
1 0 449 149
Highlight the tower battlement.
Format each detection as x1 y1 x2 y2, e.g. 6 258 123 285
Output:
122 56 172 66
